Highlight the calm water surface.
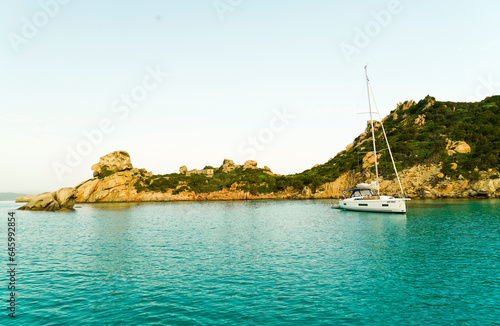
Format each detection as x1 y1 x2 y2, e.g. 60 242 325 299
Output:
0 199 498 325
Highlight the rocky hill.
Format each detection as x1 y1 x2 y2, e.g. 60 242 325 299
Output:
296 95 500 198
17 95 500 206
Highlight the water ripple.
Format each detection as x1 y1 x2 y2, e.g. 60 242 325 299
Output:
0 199 498 325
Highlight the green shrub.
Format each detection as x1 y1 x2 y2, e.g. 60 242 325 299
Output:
97 165 115 179
172 186 189 195
134 181 146 193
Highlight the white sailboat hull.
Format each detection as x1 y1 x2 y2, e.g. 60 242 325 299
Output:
339 196 408 214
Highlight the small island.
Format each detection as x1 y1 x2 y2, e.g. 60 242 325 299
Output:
18 95 500 210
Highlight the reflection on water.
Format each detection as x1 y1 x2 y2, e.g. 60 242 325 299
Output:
407 198 493 209
83 202 141 211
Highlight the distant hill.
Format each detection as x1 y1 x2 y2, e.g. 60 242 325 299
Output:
0 193 28 201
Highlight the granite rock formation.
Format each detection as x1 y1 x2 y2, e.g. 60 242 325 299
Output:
18 187 77 211
91 150 133 177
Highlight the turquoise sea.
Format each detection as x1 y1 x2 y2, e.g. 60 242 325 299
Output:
0 199 498 325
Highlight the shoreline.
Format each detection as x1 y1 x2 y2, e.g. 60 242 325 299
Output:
14 196 499 205
14 149 500 211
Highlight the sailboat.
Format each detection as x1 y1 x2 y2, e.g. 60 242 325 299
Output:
338 66 410 213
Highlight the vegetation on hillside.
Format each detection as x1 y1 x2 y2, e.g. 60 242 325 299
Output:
301 95 500 183
134 166 304 195
134 96 500 194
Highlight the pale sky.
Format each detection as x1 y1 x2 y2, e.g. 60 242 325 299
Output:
1 0 499 193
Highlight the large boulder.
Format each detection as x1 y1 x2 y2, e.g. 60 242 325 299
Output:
18 187 77 211
362 152 381 168
91 151 133 177
472 179 500 197
446 139 472 156
243 160 258 170
263 166 274 175
19 192 56 211
414 114 426 126
455 142 471 154
53 187 77 210
221 159 237 173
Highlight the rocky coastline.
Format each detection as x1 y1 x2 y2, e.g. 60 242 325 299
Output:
17 96 500 209
16 149 500 210
18 187 77 211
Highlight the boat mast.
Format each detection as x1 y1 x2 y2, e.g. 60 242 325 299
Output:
368 83 406 198
364 65 380 196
